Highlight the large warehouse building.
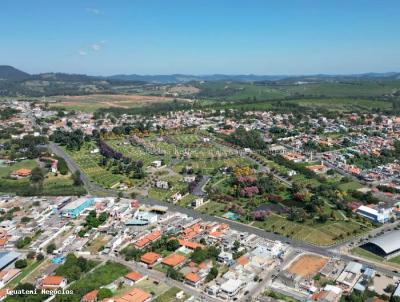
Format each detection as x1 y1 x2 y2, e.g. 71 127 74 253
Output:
361 230 400 259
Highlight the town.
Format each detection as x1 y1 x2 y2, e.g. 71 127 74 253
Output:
1 95 400 302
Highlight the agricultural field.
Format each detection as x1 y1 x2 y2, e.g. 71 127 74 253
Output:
286 98 392 111
46 94 180 112
65 143 126 188
105 139 164 166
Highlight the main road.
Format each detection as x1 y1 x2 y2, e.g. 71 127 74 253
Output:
48 142 400 279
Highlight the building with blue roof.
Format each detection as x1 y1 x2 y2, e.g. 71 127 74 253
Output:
61 197 95 218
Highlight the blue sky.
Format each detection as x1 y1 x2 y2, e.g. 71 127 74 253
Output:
1 0 400 75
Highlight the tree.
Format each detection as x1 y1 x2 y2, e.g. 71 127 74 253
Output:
232 240 240 252
27 251 36 259
97 288 113 300
21 216 31 224
166 239 180 252
166 267 183 281
205 266 218 282
36 253 44 261
15 259 28 269
46 243 57 254
72 171 82 186
30 167 44 186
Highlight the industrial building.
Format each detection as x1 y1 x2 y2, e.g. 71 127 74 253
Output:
361 230 400 258
0 251 20 270
355 205 391 223
61 197 95 218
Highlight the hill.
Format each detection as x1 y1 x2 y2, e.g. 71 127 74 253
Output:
0 65 30 81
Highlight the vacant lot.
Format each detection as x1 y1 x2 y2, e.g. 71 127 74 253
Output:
287 254 328 278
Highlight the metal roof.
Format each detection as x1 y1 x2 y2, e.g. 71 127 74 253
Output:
0 251 21 270
369 230 400 255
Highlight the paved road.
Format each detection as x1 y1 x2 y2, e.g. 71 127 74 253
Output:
192 176 210 196
49 142 400 280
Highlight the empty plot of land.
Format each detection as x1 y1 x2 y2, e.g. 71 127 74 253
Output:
287 254 328 278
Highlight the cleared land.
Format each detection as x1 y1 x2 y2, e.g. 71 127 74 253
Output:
287 254 328 278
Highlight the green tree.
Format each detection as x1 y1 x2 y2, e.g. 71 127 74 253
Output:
30 167 44 187
15 259 28 269
46 243 56 254
166 239 180 252
97 288 113 300
206 266 218 282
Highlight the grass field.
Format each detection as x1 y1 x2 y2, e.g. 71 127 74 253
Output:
0 160 86 195
133 278 170 297
0 159 38 178
8 260 43 287
66 144 126 188
253 214 367 246
153 287 187 302
286 98 392 111
46 94 178 112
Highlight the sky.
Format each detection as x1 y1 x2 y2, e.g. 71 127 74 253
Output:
1 0 400 75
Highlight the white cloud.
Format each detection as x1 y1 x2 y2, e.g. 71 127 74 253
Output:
86 8 101 15
78 40 106 56
91 44 101 51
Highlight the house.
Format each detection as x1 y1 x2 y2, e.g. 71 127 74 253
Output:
0 269 20 288
51 160 58 173
219 279 243 298
104 288 151 302
135 230 161 249
0 288 8 301
218 251 233 264
81 290 98 302
178 239 203 251
155 180 169 190
191 198 204 208
268 145 287 155
307 164 328 174
41 276 67 289
184 272 201 287
124 272 146 286
162 253 186 268
151 160 162 168
90 148 99 154
140 252 161 267
183 175 196 183
10 169 32 179
336 262 363 291
310 285 342 302
170 192 183 204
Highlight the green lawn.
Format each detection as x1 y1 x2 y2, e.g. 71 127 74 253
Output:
254 214 368 246
134 278 170 297
153 287 187 302
8 260 43 287
0 159 38 178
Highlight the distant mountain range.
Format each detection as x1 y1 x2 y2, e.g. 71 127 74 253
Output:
1 65 400 84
